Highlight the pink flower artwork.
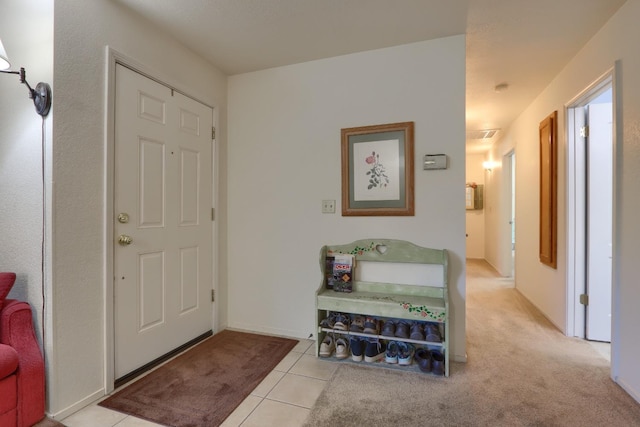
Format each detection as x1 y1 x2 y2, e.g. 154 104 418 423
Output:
364 151 389 189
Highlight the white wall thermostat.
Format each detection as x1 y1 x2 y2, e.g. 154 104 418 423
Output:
423 154 447 170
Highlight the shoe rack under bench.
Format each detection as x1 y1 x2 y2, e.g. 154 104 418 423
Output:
314 239 450 377
316 325 445 348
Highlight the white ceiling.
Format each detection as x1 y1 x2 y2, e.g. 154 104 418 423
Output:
114 0 626 153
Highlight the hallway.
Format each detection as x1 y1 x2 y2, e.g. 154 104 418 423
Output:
463 258 637 425
466 258 609 359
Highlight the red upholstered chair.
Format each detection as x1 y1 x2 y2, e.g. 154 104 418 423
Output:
0 272 45 427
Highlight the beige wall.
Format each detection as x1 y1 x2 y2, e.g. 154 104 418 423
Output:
0 0 53 347
228 36 467 361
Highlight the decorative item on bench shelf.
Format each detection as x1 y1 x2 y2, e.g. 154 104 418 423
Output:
327 253 355 293
324 255 335 290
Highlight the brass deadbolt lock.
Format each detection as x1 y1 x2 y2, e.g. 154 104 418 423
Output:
117 213 130 224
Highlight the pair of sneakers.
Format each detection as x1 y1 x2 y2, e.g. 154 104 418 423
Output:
384 341 414 365
319 334 350 359
350 337 386 362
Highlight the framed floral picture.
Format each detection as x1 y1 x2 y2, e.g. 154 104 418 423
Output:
341 122 414 216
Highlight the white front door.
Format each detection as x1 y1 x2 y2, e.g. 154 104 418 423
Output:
114 64 214 378
586 100 613 342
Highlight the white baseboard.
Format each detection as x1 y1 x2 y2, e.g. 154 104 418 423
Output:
226 321 308 340
48 388 105 421
616 376 640 404
453 353 468 363
514 288 566 334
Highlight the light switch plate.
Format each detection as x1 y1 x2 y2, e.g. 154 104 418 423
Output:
322 200 336 213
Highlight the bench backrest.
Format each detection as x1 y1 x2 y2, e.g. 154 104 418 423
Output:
320 239 448 295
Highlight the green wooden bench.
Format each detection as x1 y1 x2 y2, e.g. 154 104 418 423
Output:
315 238 449 376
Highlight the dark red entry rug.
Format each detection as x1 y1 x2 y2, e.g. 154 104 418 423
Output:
99 330 298 427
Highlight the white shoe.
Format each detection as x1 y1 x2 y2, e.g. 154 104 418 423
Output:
335 338 349 359
319 335 335 357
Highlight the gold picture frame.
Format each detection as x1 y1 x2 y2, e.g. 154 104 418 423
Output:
341 122 414 216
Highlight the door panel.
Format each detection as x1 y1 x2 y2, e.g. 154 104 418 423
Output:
180 149 200 225
139 251 165 330
114 64 214 378
180 246 199 313
139 138 165 227
586 101 613 342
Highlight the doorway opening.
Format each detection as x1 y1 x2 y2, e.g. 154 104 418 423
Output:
506 150 515 278
566 69 615 360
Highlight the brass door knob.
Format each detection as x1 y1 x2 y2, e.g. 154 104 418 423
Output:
118 235 133 246
117 213 130 224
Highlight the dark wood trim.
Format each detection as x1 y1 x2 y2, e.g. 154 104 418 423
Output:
539 111 558 268
114 330 213 389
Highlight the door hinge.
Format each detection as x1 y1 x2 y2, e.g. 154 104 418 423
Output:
580 126 589 138
579 293 589 306
211 208 215 221
211 289 215 302
212 126 216 140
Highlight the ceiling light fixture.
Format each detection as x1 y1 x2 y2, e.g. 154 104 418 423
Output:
0 38 52 117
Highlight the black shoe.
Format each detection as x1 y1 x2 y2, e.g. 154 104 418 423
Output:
381 320 396 337
414 348 432 372
395 320 410 339
410 322 425 341
424 323 442 343
431 350 445 375
350 337 364 362
364 340 386 363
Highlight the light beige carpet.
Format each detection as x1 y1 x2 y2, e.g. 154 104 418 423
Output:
304 259 640 426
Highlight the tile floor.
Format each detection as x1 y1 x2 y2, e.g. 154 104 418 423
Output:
61 339 328 427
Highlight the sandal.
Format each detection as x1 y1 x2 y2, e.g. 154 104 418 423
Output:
333 313 350 331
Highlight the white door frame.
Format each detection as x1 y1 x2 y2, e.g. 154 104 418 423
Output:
565 66 617 349
505 150 515 278
104 47 219 393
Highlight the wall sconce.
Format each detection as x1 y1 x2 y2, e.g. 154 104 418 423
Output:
0 38 52 117
482 161 493 171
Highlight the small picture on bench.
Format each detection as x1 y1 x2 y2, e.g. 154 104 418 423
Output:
329 253 354 293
